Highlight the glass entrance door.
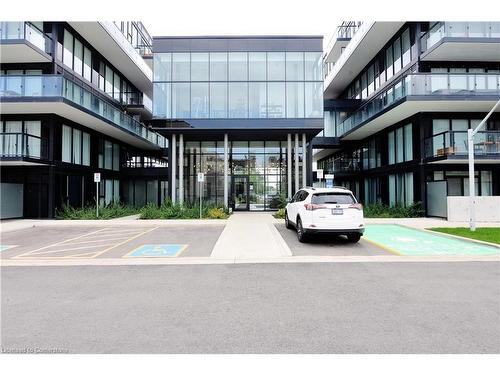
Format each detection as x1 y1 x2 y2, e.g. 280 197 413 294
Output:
232 176 249 210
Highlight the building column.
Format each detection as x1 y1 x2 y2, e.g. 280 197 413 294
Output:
171 133 176 203
223 133 229 208
294 133 299 191
302 133 307 188
178 133 184 205
287 134 292 198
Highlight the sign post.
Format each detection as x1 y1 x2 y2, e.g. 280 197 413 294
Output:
94 173 101 218
197 173 204 219
317 169 324 187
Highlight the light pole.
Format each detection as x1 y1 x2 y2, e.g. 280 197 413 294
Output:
467 98 500 231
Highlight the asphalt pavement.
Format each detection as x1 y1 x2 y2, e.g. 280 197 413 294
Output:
1 261 499 353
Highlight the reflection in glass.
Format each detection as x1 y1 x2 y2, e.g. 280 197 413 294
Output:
267 52 285 81
229 52 248 81
229 82 248 118
191 82 209 118
268 82 285 118
191 53 209 81
210 52 228 81
210 82 227 118
249 52 266 80
286 82 304 118
249 82 267 118
172 53 190 81
172 82 190 118
286 52 304 80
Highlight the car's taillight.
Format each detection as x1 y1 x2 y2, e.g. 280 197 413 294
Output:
304 203 326 211
348 203 363 210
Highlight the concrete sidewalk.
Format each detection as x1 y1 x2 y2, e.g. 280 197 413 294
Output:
211 212 292 259
364 217 499 229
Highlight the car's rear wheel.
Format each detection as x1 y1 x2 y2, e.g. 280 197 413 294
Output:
347 233 361 243
296 218 307 243
285 211 292 229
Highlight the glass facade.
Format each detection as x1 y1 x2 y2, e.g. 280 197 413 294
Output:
153 51 323 119
182 141 292 210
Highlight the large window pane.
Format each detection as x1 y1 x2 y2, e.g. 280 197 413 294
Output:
229 52 248 81
73 128 81 165
388 131 395 164
210 52 227 81
83 46 92 82
63 29 73 69
304 82 323 118
385 47 393 80
404 123 413 161
153 83 171 118
396 127 404 163
286 52 304 81
105 65 113 96
402 28 411 67
172 53 190 81
104 140 113 170
267 82 285 118
210 82 227 118
267 52 285 81
304 52 322 81
172 82 190 118
249 82 267 118
393 37 402 74
74 39 83 76
249 52 266 80
62 125 72 163
286 82 304 118
113 143 120 171
154 53 171 81
82 132 90 166
191 53 209 81
229 82 248 118
191 82 209 118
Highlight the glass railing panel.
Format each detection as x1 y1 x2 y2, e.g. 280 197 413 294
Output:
0 133 47 159
0 22 24 40
424 131 500 158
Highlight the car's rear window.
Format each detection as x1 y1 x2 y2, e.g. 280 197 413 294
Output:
311 193 355 204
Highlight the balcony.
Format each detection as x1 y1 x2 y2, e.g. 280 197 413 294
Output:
0 22 52 63
0 75 166 150
424 131 500 163
420 22 500 61
69 22 153 97
0 133 48 162
323 22 362 66
333 157 361 174
337 73 500 140
122 91 153 119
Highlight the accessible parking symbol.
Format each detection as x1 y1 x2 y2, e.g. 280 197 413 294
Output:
125 244 188 258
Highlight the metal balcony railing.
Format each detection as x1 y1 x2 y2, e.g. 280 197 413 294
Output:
424 130 500 159
336 73 500 137
0 133 48 159
421 22 500 52
0 22 51 55
0 75 167 148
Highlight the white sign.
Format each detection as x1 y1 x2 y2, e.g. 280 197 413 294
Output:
94 173 101 183
197 173 205 182
317 169 324 179
325 174 334 180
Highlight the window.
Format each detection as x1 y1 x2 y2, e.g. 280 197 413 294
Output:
171 82 190 118
249 82 267 118
104 140 113 170
396 127 404 163
267 52 285 81
73 129 81 164
191 53 209 81
389 172 414 207
105 65 113 96
404 123 413 161
154 53 171 81
229 82 248 118
61 125 90 165
191 82 209 118
172 53 190 81
62 125 72 162
229 52 248 81
74 39 83 76
286 52 304 81
83 46 92 82
153 83 171 118
249 52 266 80
385 46 393 80
393 37 402 74
304 52 322 81
63 29 73 69
388 131 395 164
305 82 323 118
82 133 90 166
312 193 355 204
286 82 304 118
267 82 285 118
401 28 411 67
210 82 227 118
388 123 412 165
210 53 227 81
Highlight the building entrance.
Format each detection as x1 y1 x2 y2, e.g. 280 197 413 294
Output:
232 175 249 211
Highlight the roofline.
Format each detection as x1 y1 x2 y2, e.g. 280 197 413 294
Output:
153 35 324 40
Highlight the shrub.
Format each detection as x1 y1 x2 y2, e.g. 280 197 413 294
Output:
139 199 230 220
269 194 288 209
363 202 424 218
56 203 138 220
273 208 286 219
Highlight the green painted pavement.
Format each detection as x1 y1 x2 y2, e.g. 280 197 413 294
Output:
364 224 500 256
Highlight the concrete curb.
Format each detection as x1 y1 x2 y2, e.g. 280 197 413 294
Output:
1 255 498 267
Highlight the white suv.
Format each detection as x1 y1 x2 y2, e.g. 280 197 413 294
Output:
285 187 365 243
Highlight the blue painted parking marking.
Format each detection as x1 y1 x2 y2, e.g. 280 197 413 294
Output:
0 245 15 252
125 244 188 258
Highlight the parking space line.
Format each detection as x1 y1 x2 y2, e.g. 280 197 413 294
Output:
361 237 401 256
58 238 127 246
90 227 159 258
29 243 114 256
13 228 109 259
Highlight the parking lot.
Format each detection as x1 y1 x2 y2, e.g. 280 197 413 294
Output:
0 224 225 260
275 223 393 256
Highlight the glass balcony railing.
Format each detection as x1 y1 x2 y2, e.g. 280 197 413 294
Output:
0 133 48 159
424 131 500 159
421 22 500 52
0 22 51 55
122 91 153 113
333 158 361 173
0 75 167 148
336 73 500 137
